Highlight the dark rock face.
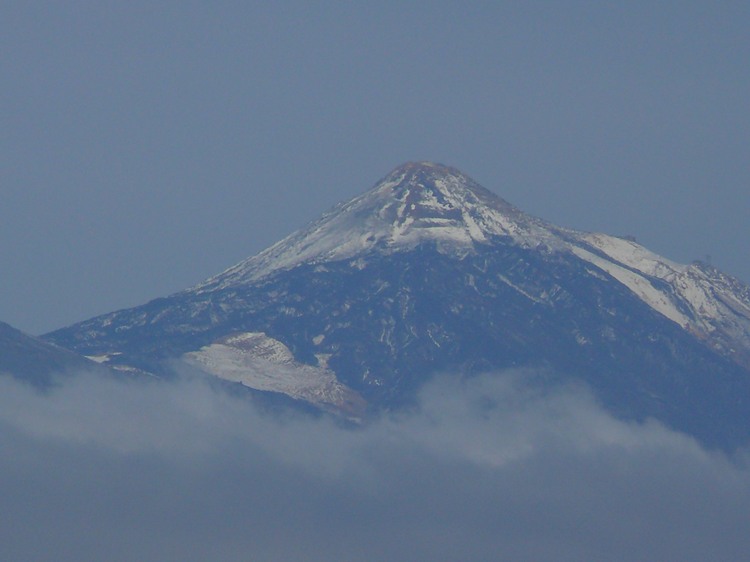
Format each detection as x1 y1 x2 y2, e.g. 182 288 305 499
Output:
43 163 750 446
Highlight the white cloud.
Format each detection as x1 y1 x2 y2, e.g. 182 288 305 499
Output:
0 370 748 561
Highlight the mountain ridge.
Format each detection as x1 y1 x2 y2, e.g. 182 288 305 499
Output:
0 320 106 385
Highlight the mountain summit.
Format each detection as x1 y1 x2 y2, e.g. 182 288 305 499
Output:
45 163 750 446
196 162 543 291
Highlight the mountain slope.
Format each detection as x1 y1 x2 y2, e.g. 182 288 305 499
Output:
0 320 104 385
44 162 750 444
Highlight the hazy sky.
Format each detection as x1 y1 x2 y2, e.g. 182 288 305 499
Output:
2 2 749 334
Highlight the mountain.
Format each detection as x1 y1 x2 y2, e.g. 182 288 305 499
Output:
0 320 104 385
44 162 750 445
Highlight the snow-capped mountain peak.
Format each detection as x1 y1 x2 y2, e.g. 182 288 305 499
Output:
43 162 750 446
191 162 750 369
196 162 552 291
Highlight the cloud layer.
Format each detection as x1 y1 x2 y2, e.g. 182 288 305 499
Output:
1 370 749 561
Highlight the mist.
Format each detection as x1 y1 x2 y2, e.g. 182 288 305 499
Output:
1 370 749 561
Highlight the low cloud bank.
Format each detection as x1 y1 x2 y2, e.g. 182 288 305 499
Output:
0 370 749 561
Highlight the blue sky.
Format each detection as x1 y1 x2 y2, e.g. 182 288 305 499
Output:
2 2 749 334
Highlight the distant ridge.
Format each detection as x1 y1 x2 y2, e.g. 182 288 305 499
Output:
0 320 103 385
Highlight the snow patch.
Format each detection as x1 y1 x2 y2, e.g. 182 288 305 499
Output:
570 246 690 327
183 332 365 417
85 352 121 364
